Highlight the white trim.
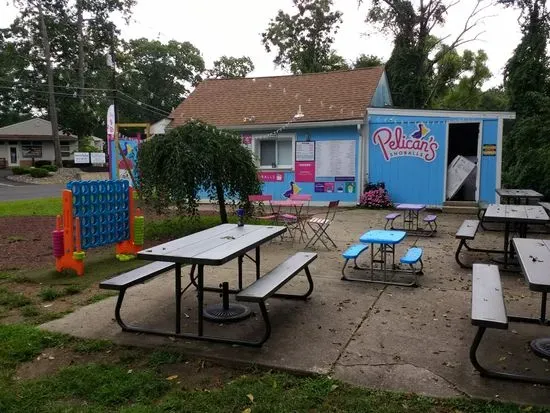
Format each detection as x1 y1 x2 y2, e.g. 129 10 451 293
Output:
367 107 516 119
222 119 364 131
443 122 449 203
252 133 295 170
475 122 483 202
496 117 504 203
356 124 363 204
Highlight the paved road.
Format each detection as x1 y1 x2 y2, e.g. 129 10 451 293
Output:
0 169 63 201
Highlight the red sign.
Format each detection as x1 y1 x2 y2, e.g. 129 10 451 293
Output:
295 161 315 182
258 171 284 182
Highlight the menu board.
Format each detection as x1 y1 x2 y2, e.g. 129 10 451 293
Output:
296 141 315 161
314 140 355 178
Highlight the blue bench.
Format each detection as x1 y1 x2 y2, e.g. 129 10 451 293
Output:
341 243 369 277
422 214 437 235
400 247 424 279
384 212 401 229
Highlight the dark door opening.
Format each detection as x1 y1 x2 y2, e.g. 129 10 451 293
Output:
9 147 17 165
446 123 480 201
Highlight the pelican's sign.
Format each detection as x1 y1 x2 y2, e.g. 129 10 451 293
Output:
372 123 439 162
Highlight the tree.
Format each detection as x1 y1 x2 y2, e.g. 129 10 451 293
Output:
499 0 550 197
138 121 261 223
261 0 346 74
353 54 384 68
116 38 205 123
207 56 255 79
363 0 490 108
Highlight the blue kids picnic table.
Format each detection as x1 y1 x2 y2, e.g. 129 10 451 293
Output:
360 230 406 281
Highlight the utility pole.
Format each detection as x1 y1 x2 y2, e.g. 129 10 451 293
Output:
37 0 62 167
76 0 85 98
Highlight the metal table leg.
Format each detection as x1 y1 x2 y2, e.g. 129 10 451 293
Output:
175 264 182 334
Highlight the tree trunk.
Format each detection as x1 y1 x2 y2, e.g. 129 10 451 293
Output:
215 183 228 223
38 0 62 167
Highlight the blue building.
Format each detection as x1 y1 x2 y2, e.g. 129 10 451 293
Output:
170 67 514 207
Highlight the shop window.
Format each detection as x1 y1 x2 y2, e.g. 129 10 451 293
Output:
21 141 43 158
60 143 71 157
256 137 293 168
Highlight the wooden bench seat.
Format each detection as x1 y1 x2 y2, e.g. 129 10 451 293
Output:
341 244 369 277
469 264 550 385
100 261 176 291
384 212 400 229
235 252 316 345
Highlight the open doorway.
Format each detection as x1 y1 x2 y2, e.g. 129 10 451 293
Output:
446 122 480 201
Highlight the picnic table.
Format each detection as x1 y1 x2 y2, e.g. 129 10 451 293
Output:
512 238 550 358
134 223 287 346
496 188 543 205
483 204 550 267
396 203 425 231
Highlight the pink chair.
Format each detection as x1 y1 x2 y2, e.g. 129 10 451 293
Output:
248 195 278 221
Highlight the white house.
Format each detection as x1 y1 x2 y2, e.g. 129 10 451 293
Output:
0 118 78 167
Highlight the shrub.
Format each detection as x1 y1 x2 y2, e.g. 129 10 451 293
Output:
12 167 31 175
359 183 393 208
29 168 50 178
42 164 58 172
34 160 52 168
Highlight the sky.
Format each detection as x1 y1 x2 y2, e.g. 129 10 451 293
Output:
0 0 522 88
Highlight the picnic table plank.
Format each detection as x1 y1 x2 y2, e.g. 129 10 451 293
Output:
138 224 286 265
539 202 550 213
484 204 549 224
513 238 550 292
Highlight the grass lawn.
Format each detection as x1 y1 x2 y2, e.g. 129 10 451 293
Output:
0 197 62 217
0 324 547 413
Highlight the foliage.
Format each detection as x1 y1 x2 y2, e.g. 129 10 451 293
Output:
34 160 52 168
364 0 489 108
353 54 384 68
500 0 550 197
78 136 97 152
261 0 347 74
359 183 393 208
41 164 58 172
207 55 255 79
138 121 261 223
29 167 49 178
0 197 61 216
117 38 205 123
11 167 30 175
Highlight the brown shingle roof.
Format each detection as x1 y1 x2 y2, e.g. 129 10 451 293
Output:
170 66 385 128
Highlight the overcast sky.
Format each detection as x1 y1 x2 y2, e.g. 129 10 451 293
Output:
1 0 522 88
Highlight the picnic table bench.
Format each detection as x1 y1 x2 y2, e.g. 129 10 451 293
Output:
455 219 507 268
470 264 550 385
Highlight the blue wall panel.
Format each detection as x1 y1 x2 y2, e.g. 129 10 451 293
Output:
368 114 500 206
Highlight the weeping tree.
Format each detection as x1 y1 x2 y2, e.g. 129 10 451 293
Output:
138 120 261 222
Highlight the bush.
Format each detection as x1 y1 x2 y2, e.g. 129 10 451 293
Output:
34 160 52 168
42 165 58 172
359 182 393 208
62 160 75 168
11 167 31 175
29 168 50 178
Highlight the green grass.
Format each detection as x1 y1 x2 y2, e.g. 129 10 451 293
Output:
0 197 62 217
0 288 31 310
38 287 61 301
0 325 547 413
85 292 117 304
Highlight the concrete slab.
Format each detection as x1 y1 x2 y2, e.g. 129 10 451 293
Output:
40 209 550 406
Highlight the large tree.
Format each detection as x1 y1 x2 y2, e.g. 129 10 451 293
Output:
500 0 550 196
207 56 255 79
261 0 347 74
353 54 384 68
363 0 489 108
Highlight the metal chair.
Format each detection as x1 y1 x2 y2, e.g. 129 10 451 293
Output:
248 195 277 222
290 193 312 240
305 200 339 249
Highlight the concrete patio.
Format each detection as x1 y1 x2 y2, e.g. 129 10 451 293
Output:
41 208 550 406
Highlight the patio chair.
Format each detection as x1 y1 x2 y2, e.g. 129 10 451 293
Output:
305 200 339 249
290 193 313 239
248 195 277 222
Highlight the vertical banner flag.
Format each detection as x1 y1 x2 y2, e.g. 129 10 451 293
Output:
106 104 115 179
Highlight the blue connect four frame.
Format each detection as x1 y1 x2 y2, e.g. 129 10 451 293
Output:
67 180 130 250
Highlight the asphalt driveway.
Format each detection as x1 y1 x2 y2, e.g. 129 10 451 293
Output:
0 169 63 201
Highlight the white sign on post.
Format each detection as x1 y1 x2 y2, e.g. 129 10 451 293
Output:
74 152 90 164
90 152 106 164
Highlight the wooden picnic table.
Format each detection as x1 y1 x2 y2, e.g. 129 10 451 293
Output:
512 238 550 358
483 204 550 267
136 223 286 346
496 188 543 205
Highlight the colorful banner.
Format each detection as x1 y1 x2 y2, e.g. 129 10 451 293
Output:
106 105 115 178
258 171 284 182
295 161 315 182
109 137 140 187
314 182 335 193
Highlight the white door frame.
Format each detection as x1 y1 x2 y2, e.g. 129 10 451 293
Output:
444 121 482 202
8 145 18 166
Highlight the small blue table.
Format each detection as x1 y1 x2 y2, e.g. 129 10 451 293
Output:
360 230 406 281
